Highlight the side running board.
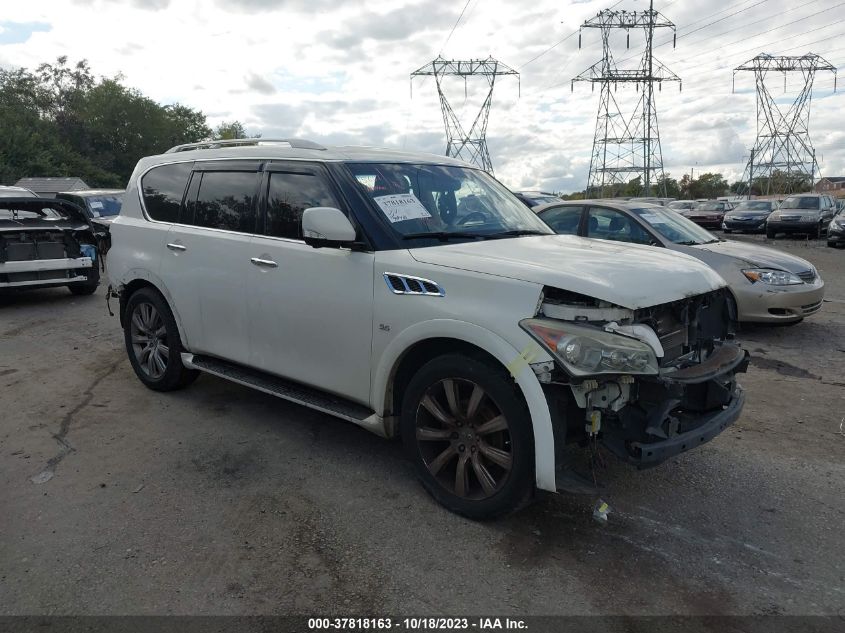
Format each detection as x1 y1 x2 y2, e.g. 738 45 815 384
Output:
182 354 387 437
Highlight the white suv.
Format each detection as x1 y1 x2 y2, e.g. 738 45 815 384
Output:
108 139 748 518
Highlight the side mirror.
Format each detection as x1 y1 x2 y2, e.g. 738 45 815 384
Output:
302 207 357 248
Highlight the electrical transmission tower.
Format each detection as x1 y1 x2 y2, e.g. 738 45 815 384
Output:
411 56 519 173
733 53 837 197
573 0 680 197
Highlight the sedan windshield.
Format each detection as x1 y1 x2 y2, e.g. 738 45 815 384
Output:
732 201 772 212
780 196 820 210
629 206 719 245
694 202 725 212
347 163 552 244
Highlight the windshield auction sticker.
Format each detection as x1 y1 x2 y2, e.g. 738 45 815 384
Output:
374 193 432 223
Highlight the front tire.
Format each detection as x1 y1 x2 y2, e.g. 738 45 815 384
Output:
766 228 776 239
123 287 199 391
400 354 535 519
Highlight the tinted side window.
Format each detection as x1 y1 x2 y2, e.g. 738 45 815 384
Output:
539 206 583 235
190 171 258 233
265 171 340 240
141 162 192 222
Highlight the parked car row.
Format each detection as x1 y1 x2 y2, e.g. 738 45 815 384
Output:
666 194 843 246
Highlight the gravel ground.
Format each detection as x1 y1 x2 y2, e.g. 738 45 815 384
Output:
0 233 843 617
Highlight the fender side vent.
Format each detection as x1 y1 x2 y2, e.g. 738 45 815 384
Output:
383 272 444 297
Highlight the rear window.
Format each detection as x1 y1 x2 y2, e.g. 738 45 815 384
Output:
141 162 192 222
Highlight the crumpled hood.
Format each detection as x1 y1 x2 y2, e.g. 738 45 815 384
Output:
409 235 726 310
688 240 815 274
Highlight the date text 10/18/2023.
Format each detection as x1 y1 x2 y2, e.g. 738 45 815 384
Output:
308 617 528 630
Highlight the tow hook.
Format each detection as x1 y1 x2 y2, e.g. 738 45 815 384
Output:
105 285 119 317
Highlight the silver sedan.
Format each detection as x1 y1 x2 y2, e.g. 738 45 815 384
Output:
534 200 824 324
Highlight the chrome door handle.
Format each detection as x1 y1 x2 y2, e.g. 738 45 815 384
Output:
250 257 278 268
166 243 186 251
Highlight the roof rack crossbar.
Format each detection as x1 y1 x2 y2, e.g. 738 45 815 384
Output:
165 138 326 153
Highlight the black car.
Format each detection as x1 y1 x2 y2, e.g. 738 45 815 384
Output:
766 194 837 239
0 198 101 295
828 208 845 248
722 200 777 233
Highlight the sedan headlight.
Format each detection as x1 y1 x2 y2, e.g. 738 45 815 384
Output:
520 318 659 377
742 268 802 285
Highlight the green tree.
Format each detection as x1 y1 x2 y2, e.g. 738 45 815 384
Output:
214 120 257 140
0 57 212 187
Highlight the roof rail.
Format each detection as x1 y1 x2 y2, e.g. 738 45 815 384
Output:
164 138 327 153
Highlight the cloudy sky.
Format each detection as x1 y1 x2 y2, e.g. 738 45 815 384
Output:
0 0 842 192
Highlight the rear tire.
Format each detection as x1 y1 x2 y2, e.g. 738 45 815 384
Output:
123 287 199 391
400 354 535 520
723 229 732 234
766 229 776 239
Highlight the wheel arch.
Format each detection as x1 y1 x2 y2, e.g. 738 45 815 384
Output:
117 271 190 349
373 320 557 492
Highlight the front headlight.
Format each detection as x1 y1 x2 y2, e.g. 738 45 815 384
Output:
742 268 802 285
520 318 659 377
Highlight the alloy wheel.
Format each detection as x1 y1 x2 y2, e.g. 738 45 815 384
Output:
414 378 513 500
130 302 169 379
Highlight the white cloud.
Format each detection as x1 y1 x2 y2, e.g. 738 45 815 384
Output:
2 0 843 192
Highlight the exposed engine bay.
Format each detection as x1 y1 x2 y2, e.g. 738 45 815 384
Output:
536 286 749 469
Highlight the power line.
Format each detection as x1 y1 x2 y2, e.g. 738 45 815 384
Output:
676 17 845 75
517 0 624 70
440 0 473 55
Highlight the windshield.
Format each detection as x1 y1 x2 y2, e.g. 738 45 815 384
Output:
629 206 718 245
693 202 724 212
780 196 820 210
84 194 123 216
733 201 772 212
347 163 552 243
667 201 692 209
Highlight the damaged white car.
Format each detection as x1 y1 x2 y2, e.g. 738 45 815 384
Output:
1 197 101 295
108 140 748 519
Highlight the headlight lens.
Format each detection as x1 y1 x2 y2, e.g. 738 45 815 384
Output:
742 268 803 285
519 318 659 377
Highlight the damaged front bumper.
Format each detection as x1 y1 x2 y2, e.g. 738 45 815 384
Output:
599 343 750 468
